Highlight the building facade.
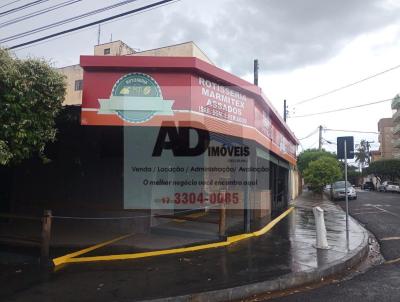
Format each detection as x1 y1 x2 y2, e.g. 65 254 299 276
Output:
4 41 299 237
58 40 213 105
392 95 400 159
378 117 399 159
80 54 299 232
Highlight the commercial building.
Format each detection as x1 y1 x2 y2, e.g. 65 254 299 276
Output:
5 41 299 238
58 40 213 105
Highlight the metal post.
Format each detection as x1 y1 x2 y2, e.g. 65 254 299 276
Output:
244 157 251 233
344 140 349 244
41 210 52 267
97 24 101 45
219 200 226 237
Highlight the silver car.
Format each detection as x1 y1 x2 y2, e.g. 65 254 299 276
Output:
331 181 357 201
378 181 400 193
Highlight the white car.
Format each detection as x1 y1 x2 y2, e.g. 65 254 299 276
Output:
324 184 332 193
330 181 357 201
378 181 400 193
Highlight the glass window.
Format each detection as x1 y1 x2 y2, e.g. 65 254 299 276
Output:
104 48 111 55
74 79 83 91
333 181 352 189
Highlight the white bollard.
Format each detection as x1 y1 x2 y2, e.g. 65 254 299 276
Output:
312 206 330 249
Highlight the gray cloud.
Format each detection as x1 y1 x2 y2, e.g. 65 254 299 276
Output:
6 0 400 76
143 0 400 75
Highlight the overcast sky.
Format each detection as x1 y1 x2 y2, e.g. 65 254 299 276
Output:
2 0 400 159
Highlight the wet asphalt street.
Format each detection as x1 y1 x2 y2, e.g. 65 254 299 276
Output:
265 191 400 302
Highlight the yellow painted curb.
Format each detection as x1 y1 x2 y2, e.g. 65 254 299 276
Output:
53 206 294 266
53 233 135 266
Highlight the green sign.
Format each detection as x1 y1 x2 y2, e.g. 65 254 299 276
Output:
98 73 174 123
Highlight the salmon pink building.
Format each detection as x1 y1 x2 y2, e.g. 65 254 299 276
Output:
79 54 299 234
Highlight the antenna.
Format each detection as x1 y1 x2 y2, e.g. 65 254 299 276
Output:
97 24 101 45
110 33 112 42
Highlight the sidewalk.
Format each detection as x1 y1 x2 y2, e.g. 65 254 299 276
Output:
1 192 369 302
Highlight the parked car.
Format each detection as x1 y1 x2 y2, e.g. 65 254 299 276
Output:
378 181 400 192
330 181 357 201
324 184 332 193
361 181 375 191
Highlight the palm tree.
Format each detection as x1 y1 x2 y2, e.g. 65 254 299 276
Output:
355 140 369 172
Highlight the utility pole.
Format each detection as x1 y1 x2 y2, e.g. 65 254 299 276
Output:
284 99 287 122
254 59 259 86
318 125 323 150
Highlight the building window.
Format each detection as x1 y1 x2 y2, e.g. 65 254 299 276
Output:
74 80 83 91
104 48 111 55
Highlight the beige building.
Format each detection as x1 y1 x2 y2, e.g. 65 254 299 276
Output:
370 150 382 162
58 40 213 105
377 117 400 159
392 95 400 159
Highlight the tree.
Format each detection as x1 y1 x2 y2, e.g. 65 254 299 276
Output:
303 156 342 193
354 139 369 171
365 159 400 182
297 149 337 174
346 165 362 186
0 48 66 165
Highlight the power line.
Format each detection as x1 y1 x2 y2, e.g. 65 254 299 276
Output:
7 0 179 50
325 129 379 134
11 0 180 52
293 64 400 106
290 98 392 118
0 0 82 29
298 127 318 140
0 0 49 17
0 0 24 10
1 0 141 43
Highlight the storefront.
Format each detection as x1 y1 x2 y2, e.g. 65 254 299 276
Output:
80 55 299 235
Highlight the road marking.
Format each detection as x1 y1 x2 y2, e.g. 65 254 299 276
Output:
352 211 382 215
371 205 400 218
53 207 295 266
385 257 400 265
381 236 400 241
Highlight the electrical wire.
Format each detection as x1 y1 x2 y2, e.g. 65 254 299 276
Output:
7 0 179 50
290 98 392 118
8 0 180 49
0 0 49 17
308 140 319 149
325 129 379 134
298 128 318 140
293 64 400 106
0 0 141 43
0 0 82 29
0 0 24 10
11 0 180 52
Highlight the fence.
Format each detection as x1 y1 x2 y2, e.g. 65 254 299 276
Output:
0 210 52 267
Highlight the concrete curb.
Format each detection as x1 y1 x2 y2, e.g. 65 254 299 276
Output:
140 202 370 302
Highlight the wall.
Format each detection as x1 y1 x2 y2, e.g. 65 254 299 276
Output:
378 118 400 159
58 65 83 105
94 40 135 56
132 42 214 65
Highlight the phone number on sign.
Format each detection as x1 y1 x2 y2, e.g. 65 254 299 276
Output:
161 193 239 205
